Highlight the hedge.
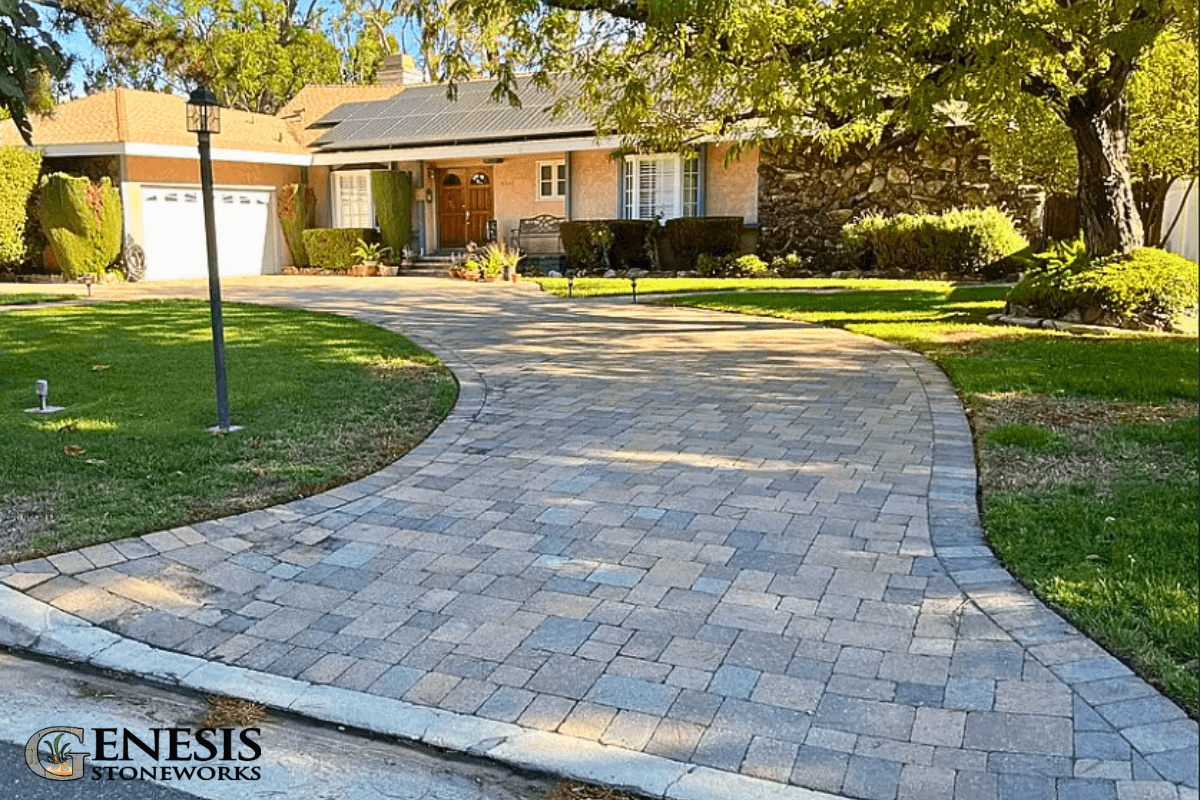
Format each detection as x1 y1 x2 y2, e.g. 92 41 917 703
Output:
561 219 663 271
372 171 412 256
664 216 743 271
301 228 377 271
1008 243 1199 330
561 217 744 273
0 147 42 268
37 173 123 278
842 206 1028 277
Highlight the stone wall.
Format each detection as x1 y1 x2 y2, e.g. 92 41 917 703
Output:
757 129 1045 264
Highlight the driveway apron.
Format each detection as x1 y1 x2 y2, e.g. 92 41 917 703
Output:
3 277 1196 800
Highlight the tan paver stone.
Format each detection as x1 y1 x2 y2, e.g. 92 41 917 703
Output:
8 279 1193 800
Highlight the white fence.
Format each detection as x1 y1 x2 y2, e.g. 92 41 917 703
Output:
1162 179 1198 263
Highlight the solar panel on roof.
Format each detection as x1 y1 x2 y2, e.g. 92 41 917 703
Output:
314 75 593 151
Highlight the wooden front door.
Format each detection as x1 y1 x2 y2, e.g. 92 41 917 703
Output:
437 168 493 250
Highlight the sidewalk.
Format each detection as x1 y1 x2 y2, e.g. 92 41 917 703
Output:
2 277 1196 800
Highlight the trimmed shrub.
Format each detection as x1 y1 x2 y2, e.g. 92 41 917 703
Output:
372 171 412 256
0 147 41 268
1007 244 1199 330
37 173 123 279
770 253 813 277
278 183 316 267
562 218 740 272
663 216 743 270
842 206 1028 277
302 228 377 271
560 220 609 271
561 219 661 271
607 220 660 271
697 253 772 278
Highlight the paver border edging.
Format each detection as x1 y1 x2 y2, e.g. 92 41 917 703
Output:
877 341 1199 782
0 583 845 800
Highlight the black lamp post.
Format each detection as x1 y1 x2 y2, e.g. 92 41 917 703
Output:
186 86 239 433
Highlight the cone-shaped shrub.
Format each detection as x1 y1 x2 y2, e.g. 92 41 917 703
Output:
278 182 316 266
371 171 412 254
37 173 123 278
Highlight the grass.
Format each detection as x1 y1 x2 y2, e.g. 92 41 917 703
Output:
667 281 1199 714
531 275 967 297
0 300 457 560
0 293 75 305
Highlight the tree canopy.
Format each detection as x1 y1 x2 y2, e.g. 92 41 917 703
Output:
1 0 67 143
66 0 342 114
412 0 1198 256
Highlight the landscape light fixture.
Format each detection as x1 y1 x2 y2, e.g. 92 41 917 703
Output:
25 379 65 414
186 85 240 433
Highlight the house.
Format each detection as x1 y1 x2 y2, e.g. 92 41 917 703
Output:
2 57 759 280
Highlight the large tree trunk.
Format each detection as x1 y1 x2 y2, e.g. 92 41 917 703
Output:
1064 91 1143 258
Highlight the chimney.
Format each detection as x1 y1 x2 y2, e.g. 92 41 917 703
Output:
379 54 424 87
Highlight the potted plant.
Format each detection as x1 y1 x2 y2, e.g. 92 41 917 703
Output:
350 239 392 277
479 241 524 282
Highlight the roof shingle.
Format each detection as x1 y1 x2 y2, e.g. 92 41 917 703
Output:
0 88 307 154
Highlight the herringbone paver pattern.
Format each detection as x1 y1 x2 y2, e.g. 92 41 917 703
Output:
6 278 1196 800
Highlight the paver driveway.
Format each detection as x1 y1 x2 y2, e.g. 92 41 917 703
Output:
3 277 1196 800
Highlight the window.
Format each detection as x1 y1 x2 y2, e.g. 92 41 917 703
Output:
334 171 374 228
470 172 490 185
537 161 567 200
623 154 700 220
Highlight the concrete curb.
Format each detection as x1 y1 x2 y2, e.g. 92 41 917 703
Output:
0 583 843 800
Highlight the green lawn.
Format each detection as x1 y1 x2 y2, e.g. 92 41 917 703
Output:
668 282 1199 714
1 301 457 559
0 293 76 305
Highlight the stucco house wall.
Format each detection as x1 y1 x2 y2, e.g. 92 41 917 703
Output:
123 156 300 187
570 150 620 220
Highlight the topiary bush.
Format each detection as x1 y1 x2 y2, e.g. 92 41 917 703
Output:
663 216 743 271
278 183 316 267
302 228 377 271
372 171 412 256
0 146 41 269
1007 242 1199 330
842 206 1028 278
37 173 123 279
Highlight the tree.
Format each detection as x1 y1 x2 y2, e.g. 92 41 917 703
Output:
330 0 415 85
1 1 67 143
69 0 342 114
411 0 1198 257
985 31 1199 247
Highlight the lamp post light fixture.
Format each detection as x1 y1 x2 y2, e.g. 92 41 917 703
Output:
186 86 240 433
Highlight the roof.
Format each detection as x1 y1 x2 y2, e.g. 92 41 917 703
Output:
276 84 405 147
0 88 307 154
312 76 593 152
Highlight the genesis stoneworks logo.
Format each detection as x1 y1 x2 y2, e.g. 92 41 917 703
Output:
25 725 262 782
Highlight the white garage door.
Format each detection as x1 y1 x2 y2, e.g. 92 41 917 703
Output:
141 186 274 281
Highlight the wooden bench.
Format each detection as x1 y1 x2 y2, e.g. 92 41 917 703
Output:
510 214 565 256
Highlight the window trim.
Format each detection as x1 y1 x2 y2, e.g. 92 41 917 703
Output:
536 160 567 201
622 153 699 221
333 169 375 228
